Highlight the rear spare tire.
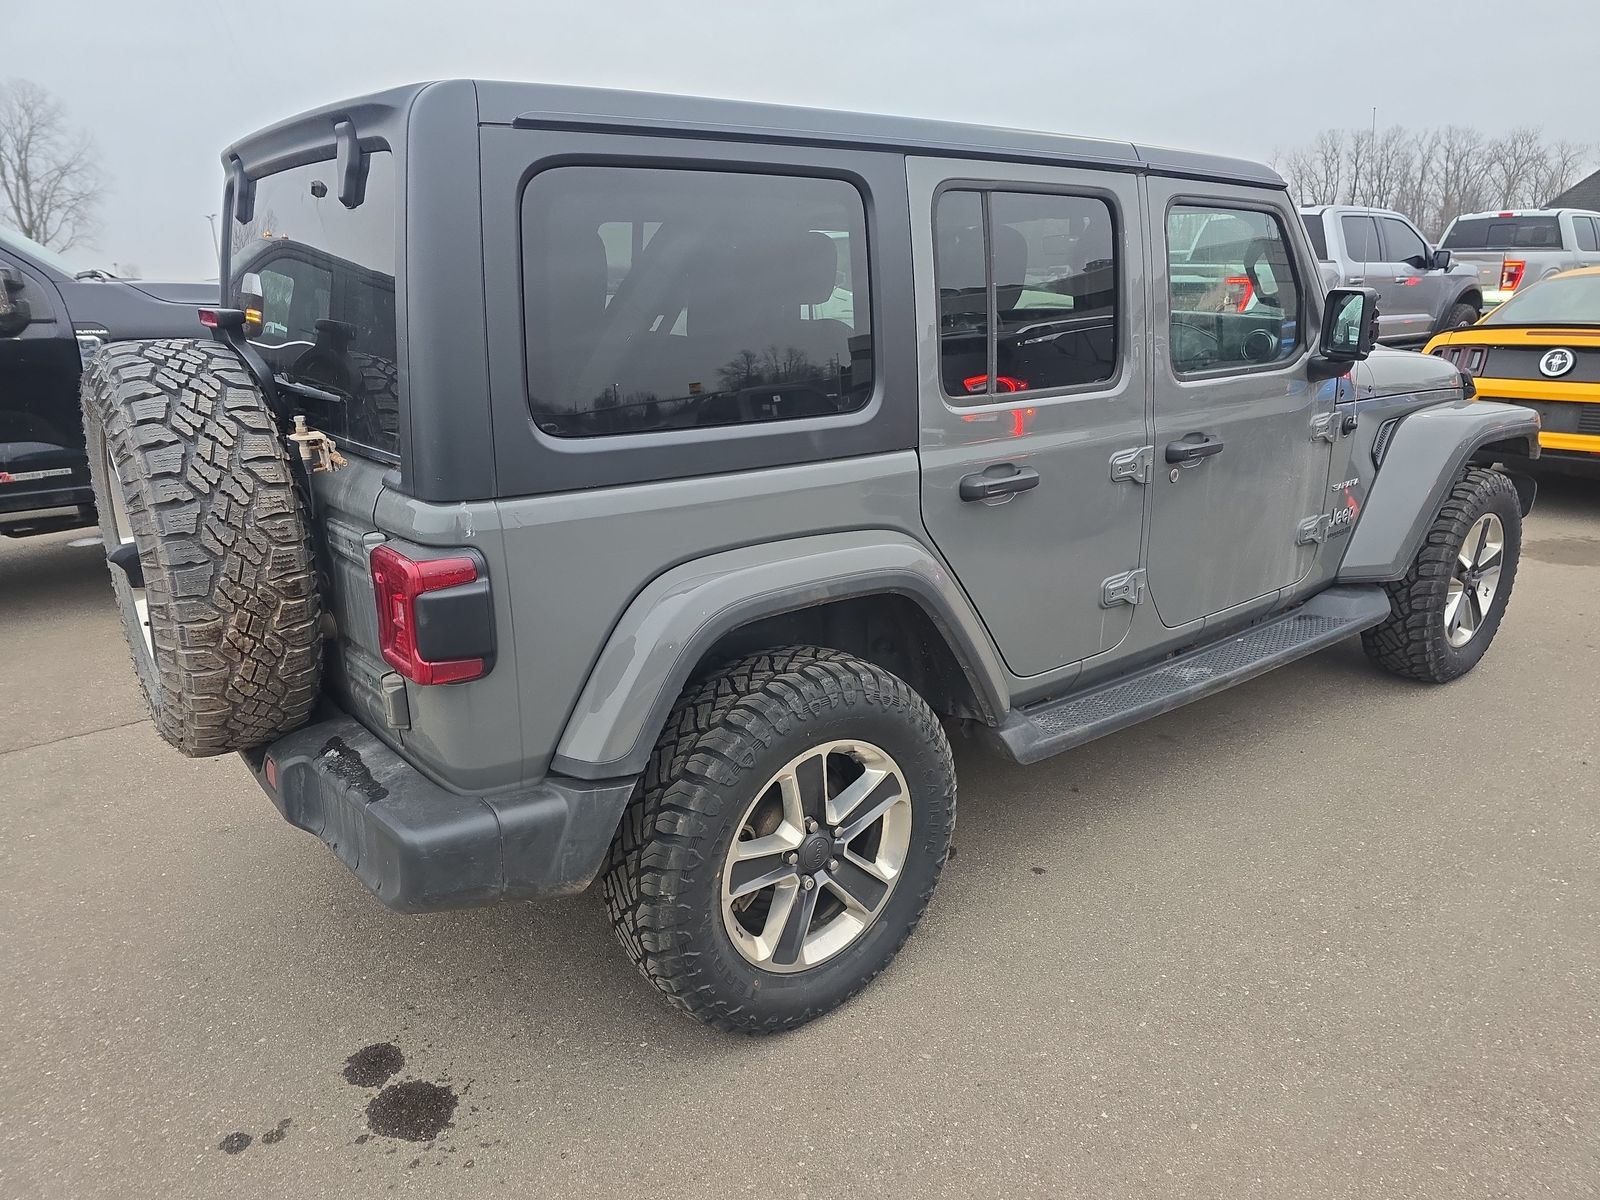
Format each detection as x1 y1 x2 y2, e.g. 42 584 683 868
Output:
81 339 321 756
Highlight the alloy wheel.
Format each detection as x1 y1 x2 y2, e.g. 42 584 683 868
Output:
721 739 912 974
1445 512 1504 648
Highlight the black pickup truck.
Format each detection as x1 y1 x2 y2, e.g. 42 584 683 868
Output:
0 225 214 537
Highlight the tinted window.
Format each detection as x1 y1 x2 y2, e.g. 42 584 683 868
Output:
1168 204 1301 375
935 189 1118 398
1442 216 1564 250
934 190 988 396
1341 214 1380 263
1380 216 1429 264
232 152 398 457
1300 213 1329 260
1574 216 1599 252
1482 271 1600 325
522 167 871 438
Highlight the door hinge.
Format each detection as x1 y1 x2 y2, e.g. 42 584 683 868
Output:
1296 514 1332 545
1109 444 1154 484
1309 412 1338 443
1100 567 1146 608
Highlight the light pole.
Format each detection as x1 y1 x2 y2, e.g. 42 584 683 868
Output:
205 213 219 259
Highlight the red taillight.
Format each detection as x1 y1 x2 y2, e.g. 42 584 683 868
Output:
263 755 279 790
1223 275 1255 313
1501 260 1526 291
369 545 486 685
198 308 219 328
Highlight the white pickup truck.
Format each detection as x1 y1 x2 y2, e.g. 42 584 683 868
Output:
1439 208 1600 308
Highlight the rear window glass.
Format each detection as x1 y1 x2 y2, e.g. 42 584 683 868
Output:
231 152 399 457
1442 216 1564 250
1482 272 1600 325
1300 214 1329 260
522 167 872 438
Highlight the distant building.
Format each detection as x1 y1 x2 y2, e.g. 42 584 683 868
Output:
1548 168 1600 210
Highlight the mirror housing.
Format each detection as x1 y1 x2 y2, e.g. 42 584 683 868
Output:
0 268 30 337
1431 248 1452 271
235 271 265 338
1309 287 1378 380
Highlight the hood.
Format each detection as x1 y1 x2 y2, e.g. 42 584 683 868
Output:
124 279 220 305
1351 346 1463 401
55 277 217 341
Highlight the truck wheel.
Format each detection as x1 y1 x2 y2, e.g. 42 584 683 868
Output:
1361 468 1521 684
1441 301 1479 331
81 339 321 756
601 646 956 1033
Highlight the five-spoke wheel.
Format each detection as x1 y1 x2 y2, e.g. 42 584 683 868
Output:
1445 512 1504 648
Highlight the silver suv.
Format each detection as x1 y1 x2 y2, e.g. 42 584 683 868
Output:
1301 205 1484 343
1439 208 1600 308
82 81 1541 1033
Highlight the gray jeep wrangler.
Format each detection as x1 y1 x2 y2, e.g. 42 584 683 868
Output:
82 81 1540 1033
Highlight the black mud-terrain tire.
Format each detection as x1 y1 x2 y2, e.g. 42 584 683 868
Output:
1440 301 1480 332
81 339 321 756
1361 467 1521 684
601 646 956 1033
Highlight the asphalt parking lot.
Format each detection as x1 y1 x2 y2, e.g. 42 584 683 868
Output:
2 476 1597 1200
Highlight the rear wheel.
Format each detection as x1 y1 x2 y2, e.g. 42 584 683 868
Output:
1362 468 1521 684
82 339 322 756
601 646 956 1033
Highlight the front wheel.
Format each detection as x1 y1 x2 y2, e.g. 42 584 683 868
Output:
601 646 956 1033
1362 467 1522 683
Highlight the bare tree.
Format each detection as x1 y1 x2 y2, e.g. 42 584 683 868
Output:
1279 122 1596 237
0 79 104 251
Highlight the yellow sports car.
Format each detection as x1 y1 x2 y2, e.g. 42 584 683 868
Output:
1424 266 1600 460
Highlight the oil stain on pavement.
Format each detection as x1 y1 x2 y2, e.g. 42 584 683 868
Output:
365 1080 458 1142
343 1042 405 1088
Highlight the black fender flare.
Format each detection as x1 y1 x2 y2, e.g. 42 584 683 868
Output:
1338 400 1539 583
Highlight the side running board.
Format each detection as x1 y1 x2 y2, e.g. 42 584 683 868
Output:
987 586 1392 765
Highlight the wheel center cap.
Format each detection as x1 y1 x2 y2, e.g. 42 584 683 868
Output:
797 833 831 873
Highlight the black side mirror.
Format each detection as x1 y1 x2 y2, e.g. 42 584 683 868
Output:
0 268 31 337
1309 287 1378 379
1431 248 1452 271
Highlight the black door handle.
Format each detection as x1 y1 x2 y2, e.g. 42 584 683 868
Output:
959 465 1040 502
1165 435 1225 464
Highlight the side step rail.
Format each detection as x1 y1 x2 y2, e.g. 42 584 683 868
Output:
988 586 1392 765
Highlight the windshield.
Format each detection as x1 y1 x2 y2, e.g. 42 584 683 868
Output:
0 224 77 277
1482 272 1600 326
1443 216 1563 251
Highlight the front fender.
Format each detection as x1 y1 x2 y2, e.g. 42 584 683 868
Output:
1337 399 1539 583
550 531 1009 780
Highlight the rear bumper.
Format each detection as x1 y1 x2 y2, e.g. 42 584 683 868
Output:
245 711 636 913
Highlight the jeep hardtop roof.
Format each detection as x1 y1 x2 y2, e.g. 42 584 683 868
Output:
223 79 1284 189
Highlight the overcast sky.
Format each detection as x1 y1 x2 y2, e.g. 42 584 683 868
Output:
8 0 1596 280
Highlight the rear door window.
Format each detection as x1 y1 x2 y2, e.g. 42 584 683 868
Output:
521 167 872 438
1341 214 1381 263
934 188 1118 398
1573 216 1599 252
232 151 398 457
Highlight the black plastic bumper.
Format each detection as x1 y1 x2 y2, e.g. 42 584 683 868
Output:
245 712 635 913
